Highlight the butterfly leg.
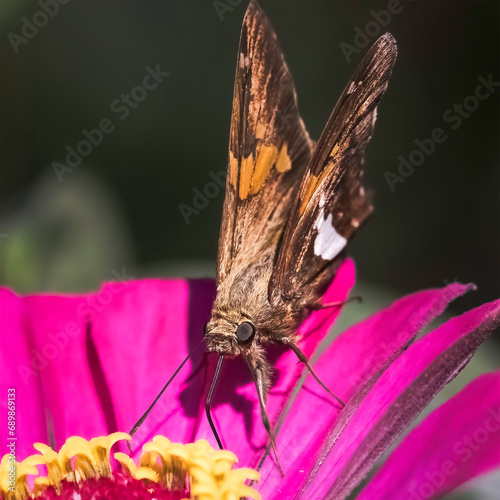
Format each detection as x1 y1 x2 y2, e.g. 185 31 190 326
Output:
286 341 345 408
244 355 284 477
318 295 362 309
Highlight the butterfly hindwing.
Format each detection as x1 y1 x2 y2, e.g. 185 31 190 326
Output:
216 0 313 286
269 33 398 301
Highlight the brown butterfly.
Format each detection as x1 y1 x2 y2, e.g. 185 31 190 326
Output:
131 0 397 473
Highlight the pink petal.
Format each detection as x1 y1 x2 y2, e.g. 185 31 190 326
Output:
0 288 108 460
358 371 500 500
300 298 500 500
258 282 473 497
0 289 46 459
1 261 351 463
89 278 215 450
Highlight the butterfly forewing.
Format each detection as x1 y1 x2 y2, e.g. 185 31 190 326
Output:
216 0 313 286
269 33 398 301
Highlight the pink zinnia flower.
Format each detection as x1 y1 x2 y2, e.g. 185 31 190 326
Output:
1 259 499 499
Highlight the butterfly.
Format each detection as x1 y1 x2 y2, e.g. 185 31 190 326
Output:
131 0 397 474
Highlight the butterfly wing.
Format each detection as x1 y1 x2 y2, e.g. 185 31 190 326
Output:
269 33 398 302
216 0 313 286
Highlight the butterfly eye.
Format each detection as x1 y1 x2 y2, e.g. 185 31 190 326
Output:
236 321 255 345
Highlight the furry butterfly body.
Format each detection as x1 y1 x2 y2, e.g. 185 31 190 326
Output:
202 1 397 464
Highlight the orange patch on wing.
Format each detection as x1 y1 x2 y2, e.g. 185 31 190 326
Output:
229 153 239 189
255 121 266 140
299 162 336 214
330 143 340 157
249 144 278 196
300 174 318 215
233 142 290 200
316 161 336 187
238 153 255 200
275 144 291 173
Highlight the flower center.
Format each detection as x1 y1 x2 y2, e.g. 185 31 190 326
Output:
0 433 260 500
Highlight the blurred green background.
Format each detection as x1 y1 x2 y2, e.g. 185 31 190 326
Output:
1 1 499 497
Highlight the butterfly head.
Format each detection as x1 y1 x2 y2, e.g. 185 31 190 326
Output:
204 317 257 357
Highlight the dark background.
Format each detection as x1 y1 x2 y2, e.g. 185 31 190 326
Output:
1 0 499 310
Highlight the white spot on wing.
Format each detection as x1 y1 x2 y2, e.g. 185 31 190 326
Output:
314 209 347 260
239 53 250 69
319 193 326 208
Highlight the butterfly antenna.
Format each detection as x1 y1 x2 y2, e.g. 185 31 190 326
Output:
127 336 207 453
127 353 191 452
205 355 224 449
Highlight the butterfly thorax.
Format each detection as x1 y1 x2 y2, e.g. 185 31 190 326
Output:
205 250 298 358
